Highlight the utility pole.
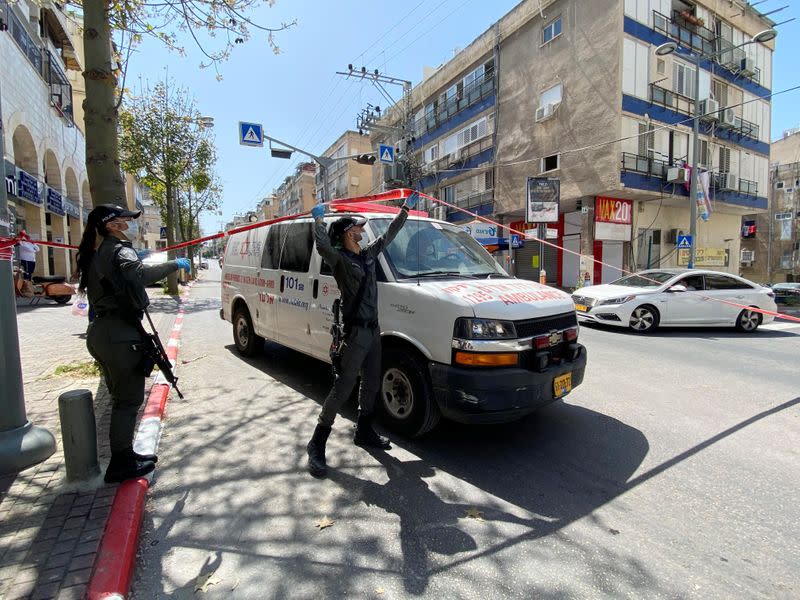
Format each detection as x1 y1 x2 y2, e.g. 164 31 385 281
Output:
338 66 415 190
0 78 57 474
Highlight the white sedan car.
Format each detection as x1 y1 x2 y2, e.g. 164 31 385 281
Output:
571 269 776 333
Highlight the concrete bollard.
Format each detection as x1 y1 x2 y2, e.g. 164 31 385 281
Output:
58 389 100 482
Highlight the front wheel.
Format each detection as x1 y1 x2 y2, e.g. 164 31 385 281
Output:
233 305 263 356
628 305 659 333
378 348 440 437
735 308 761 332
53 295 71 304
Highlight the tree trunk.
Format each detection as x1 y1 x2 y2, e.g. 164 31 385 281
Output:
165 185 178 294
82 0 126 207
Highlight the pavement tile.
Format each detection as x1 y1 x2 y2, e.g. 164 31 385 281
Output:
36 527 61 542
48 539 78 557
55 528 81 543
72 495 94 508
50 495 75 508
87 505 109 520
38 566 66 584
60 517 84 531
91 495 114 508
72 539 99 558
12 567 39 585
4 577 35 599
62 567 91 588
65 503 91 518
67 553 94 572
45 551 73 570
31 581 61 600
77 527 103 543
55 584 86 600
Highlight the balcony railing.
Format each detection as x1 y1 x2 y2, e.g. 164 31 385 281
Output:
653 10 716 56
413 72 495 137
738 178 758 196
649 83 695 116
2 0 43 75
621 152 671 179
733 116 759 141
455 188 493 210
44 50 74 124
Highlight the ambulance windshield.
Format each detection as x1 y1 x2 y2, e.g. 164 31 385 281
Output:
369 218 508 279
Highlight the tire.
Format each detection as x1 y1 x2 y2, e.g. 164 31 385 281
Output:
233 305 263 356
53 296 71 304
735 308 761 332
378 347 440 437
628 305 660 333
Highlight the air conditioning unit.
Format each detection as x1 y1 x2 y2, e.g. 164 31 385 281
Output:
667 167 690 184
535 103 556 122
718 172 738 191
458 147 469 160
719 108 736 128
739 57 756 77
421 163 435 175
699 99 719 121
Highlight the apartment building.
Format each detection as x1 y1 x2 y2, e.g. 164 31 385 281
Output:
375 0 774 287
276 162 317 216
1 0 89 278
740 129 800 283
258 193 279 220
315 130 377 201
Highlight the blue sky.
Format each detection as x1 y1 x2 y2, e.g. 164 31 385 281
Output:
126 0 800 233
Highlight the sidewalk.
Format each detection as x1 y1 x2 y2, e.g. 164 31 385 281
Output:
0 284 191 600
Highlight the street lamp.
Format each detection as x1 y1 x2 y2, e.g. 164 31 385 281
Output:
654 28 777 269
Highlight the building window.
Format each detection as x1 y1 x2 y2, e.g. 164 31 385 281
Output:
542 16 562 45
657 58 666 75
719 146 731 174
673 60 697 99
539 83 563 107
541 154 560 173
425 144 439 163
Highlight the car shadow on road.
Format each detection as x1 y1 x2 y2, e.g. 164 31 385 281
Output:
221 341 657 596
581 321 798 339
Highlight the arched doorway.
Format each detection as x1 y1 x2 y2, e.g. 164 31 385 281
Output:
11 126 43 274
64 167 80 276
43 149 66 276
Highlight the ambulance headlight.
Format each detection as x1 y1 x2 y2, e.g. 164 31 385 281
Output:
454 318 517 340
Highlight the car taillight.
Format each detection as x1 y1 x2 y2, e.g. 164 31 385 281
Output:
564 326 578 342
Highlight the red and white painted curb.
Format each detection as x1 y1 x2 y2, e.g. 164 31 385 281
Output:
88 282 194 600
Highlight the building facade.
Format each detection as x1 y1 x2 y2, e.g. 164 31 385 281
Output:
258 193 279 221
276 162 317 216
1 0 89 279
374 0 774 287
740 129 800 283
316 130 377 201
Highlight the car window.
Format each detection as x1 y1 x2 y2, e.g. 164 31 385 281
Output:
262 227 281 269
704 274 753 290
279 222 313 273
612 272 676 288
678 275 705 291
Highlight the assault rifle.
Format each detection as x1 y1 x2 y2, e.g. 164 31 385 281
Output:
329 298 344 376
133 309 184 399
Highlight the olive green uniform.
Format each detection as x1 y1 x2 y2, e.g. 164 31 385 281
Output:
85 237 178 453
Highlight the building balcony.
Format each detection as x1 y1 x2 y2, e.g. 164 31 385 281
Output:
652 10 761 85
621 152 671 180
737 177 758 196
413 73 495 138
649 83 695 116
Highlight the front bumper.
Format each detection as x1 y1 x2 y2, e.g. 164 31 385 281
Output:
575 306 629 327
429 344 587 424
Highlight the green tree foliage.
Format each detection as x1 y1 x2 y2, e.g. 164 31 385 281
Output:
119 79 216 293
73 0 293 207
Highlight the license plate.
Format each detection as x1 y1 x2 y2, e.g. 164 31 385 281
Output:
574 303 588 313
553 373 572 398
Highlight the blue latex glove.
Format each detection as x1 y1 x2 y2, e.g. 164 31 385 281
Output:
311 203 325 219
175 258 191 272
405 192 419 209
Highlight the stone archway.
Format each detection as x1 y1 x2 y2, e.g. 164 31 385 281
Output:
64 168 81 265
11 125 38 176
81 179 91 209
43 149 62 192
42 150 66 276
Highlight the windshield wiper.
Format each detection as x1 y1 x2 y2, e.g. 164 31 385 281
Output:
404 271 478 279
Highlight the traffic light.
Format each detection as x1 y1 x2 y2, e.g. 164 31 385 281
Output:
354 154 376 165
270 148 293 159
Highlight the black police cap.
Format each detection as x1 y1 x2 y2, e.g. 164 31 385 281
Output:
88 204 142 225
329 216 366 246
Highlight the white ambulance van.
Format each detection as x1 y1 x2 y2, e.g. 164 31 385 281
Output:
220 207 587 437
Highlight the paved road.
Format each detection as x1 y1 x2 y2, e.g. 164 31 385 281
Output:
132 264 799 599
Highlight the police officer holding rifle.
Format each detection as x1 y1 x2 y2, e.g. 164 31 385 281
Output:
306 192 418 478
75 204 189 483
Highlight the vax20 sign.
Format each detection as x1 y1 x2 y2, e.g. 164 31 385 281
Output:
594 197 632 241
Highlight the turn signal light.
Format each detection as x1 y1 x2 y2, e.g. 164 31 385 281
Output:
454 352 518 367
564 327 578 342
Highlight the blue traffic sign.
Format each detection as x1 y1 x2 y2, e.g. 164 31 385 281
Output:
239 122 264 147
677 234 692 249
379 144 394 164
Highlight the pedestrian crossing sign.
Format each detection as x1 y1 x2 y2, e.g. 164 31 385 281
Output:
239 122 264 147
677 234 692 249
379 144 394 164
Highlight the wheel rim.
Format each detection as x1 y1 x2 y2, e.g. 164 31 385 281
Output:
236 316 250 347
740 310 759 331
630 307 654 331
382 367 414 420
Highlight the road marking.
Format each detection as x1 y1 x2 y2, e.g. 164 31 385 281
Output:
762 321 800 332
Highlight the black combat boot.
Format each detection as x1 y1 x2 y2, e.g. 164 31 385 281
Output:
104 447 156 484
133 450 158 463
353 412 391 450
307 424 332 478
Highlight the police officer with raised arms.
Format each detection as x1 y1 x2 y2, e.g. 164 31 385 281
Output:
306 192 418 477
75 204 190 483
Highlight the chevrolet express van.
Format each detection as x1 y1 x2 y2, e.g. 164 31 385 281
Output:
220 207 587 437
